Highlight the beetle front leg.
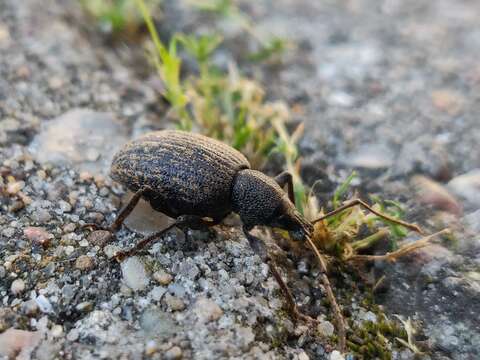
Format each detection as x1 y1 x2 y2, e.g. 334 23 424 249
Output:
115 215 219 262
274 171 295 204
243 227 318 325
83 186 151 233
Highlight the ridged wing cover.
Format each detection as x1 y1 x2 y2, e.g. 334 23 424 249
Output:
111 130 250 219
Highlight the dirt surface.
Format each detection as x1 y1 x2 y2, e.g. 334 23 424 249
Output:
1 0 479 359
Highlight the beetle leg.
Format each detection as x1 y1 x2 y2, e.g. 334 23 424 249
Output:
115 223 177 262
115 215 220 262
243 227 318 325
312 198 423 234
83 186 151 234
110 186 152 232
274 171 295 204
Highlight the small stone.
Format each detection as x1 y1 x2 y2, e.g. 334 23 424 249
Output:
121 256 149 291
150 286 167 301
88 230 112 247
51 325 63 338
0 266 5 278
2 227 15 238
165 293 185 311
11 278 26 295
79 239 89 247
0 329 41 358
75 301 93 312
448 169 480 207
412 176 462 216
7 180 24 195
297 351 310 360
35 295 53 313
153 270 173 285
103 244 121 258
24 227 52 246
165 346 182 360
64 245 75 256
63 223 77 233
194 297 223 323
58 200 72 213
145 340 158 355
21 300 39 316
329 350 345 360
31 208 52 223
317 320 335 337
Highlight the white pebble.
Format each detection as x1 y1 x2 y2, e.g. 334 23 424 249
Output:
11 279 25 295
121 256 149 291
35 295 53 313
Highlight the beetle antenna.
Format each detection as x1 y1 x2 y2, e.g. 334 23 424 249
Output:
312 198 423 234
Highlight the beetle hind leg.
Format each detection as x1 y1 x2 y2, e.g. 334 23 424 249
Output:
243 227 318 325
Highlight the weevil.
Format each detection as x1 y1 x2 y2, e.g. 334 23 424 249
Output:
84 130 422 324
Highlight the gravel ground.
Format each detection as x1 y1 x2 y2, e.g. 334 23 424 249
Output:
1 0 480 359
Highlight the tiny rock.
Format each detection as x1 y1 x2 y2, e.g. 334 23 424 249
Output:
21 299 39 316
317 320 335 337
88 230 112 247
35 295 53 313
121 256 149 291
194 297 223 323
164 346 182 360
75 255 94 270
0 329 41 357
11 278 26 295
24 226 52 246
412 175 462 216
153 270 173 285
448 169 480 207
165 293 185 311
329 350 345 360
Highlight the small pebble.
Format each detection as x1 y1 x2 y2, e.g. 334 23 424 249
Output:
35 295 53 313
51 325 63 338
121 256 149 291
0 329 41 357
194 298 223 323
21 300 39 316
164 346 182 360
0 266 5 278
165 294 185 311
7 180 24 195
24 227 51 246
330 350 345 360
153 270 173 285
88 230 112 247
145 340 158 355
317 321 334 337
64 246 75 256
11 279 26 295
75 301 93 312
32 209 52 223
63 223 77 233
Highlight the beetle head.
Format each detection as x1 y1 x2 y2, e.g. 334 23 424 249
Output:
232 169 313 240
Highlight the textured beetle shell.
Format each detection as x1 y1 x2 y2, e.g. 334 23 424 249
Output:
111 130 250 220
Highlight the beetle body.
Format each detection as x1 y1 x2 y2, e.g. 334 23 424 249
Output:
111 130 312 240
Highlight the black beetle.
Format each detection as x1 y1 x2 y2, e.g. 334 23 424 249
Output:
85 130 421 323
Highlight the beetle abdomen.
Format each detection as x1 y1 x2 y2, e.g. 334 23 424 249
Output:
111 130 250 219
